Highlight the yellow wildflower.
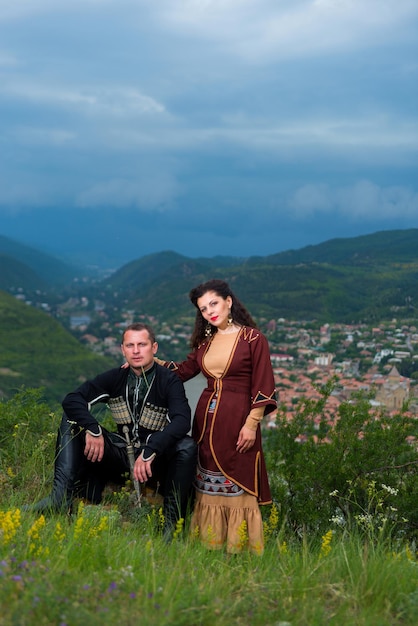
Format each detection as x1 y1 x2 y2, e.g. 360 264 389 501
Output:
237 520 248 550
28 515 47 557
206 524 217 546
0 508 22 544
191 524 200 540
252 541 263 556
88 515 109 539
73 516 84 540
77 500 85 516
147 507 157 525
54 521 66 543
264 503 279 540
405 545 414 562
158 507 165 530
278 540 288 555
27 515 46 541
173 517 184 540
269 503 279 531
320 530 333 558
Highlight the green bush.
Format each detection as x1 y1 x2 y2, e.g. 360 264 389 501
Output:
264 379 418 542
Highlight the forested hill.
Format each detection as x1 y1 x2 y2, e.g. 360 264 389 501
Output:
102 229 418 324
0 290 115 404
260 229 418 266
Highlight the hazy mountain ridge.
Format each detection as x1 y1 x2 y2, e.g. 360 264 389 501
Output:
0 234 83 286
102 229 418 323
4 227 418 284
0 254 48 291
2 228 418 324
105 251 192 291
261 229 418 266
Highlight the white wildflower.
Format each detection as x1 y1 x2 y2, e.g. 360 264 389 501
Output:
381 484 398 496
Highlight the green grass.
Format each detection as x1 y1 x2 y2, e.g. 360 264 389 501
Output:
1 500 417 626
1 389 417 625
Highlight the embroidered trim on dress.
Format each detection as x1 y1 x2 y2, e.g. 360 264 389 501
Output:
195 466 244 496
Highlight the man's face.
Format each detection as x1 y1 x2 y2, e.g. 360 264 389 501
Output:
121 329 157 374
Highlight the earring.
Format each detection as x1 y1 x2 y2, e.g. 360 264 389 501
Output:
227 310 233 326
205 323 212 337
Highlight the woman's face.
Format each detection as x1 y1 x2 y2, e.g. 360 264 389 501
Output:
197 290 232 331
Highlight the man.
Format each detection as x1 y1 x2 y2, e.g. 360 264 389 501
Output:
26 323 197 536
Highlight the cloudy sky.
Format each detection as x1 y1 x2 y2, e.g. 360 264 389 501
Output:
0 0 417 269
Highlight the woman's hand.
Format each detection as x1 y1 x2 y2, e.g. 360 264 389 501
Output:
121 362 129 369
236 425 256 453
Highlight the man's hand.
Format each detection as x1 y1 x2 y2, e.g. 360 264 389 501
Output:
134 456 154 483
84 432 105 462
236 425 256 453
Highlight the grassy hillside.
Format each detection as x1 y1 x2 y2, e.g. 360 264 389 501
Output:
0 290 116 405
1 389 417 625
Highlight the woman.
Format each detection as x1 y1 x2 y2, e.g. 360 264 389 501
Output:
158 279 277 554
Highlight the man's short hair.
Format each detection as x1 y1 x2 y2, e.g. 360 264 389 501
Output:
121 323 156 344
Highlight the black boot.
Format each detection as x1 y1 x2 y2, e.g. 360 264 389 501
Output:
24 414 84 514
161 436 197 540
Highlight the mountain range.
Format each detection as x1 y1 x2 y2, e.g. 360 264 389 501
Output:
1 228 418 322
99 229 418 323
1 228 417 404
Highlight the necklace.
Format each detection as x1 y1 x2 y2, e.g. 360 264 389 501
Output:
217 324 241 335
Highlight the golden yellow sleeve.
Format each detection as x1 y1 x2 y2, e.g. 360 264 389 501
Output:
244 407 264 431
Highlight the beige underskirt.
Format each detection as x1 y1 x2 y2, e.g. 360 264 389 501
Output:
190 491 264 555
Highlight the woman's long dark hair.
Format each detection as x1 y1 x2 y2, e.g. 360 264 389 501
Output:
189 279 257 348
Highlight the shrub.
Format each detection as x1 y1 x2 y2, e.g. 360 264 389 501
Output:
264 380 418 542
